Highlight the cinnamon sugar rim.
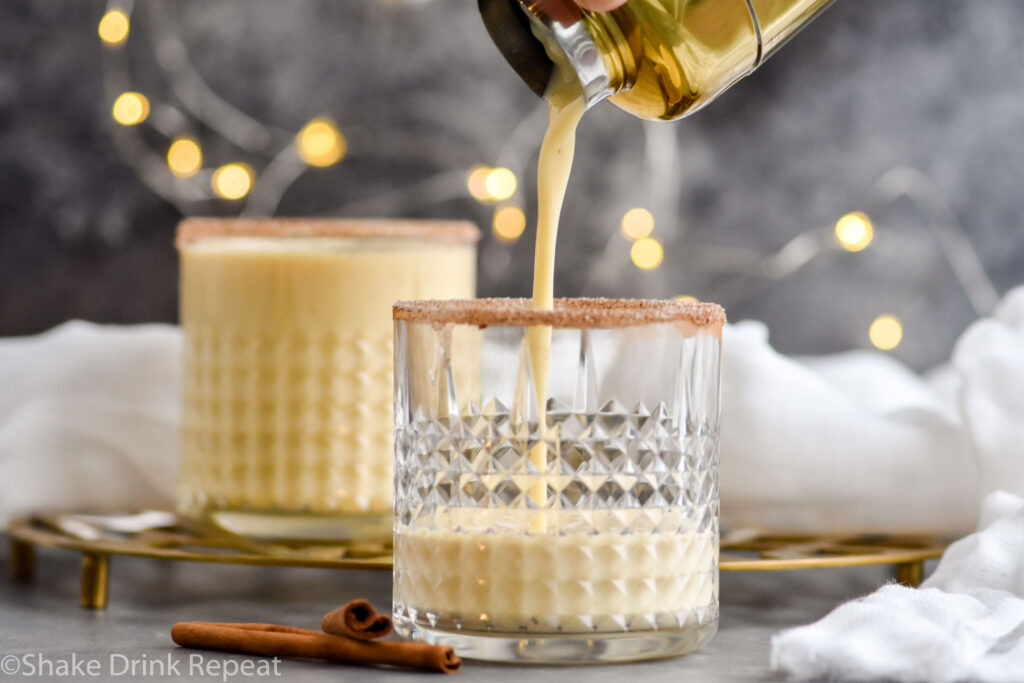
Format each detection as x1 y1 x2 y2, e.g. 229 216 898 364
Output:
393 298 726 329
176 217 479 248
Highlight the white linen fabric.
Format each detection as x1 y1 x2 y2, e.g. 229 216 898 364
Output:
0 321 180 522
771 491 1024 682
0 287 1022 534
722 286 1024 535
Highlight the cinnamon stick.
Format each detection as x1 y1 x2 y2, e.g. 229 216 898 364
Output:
171 622 460 674
322 600 393 641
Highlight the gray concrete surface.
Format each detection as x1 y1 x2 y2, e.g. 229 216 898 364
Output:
0 536 901 682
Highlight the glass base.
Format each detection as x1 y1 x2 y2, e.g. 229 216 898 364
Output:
188 509 392 542
393 615 718 664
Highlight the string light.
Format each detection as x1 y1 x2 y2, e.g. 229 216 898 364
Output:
467 165 517 202
492 205 527 242
835 211 874 252
296 117 346 167
631 236 664 270
167 137 203 178
869 314 903 350
484 167 517 201
212 163 255 200
621 208 655 241
111 92 150 126
98 9 130 47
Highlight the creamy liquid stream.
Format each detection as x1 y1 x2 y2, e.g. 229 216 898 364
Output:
524 55 587 527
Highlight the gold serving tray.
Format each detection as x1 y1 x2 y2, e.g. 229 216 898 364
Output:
6 512 945 609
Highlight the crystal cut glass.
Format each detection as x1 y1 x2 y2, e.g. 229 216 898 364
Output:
392 298 724 663
175 218 477 540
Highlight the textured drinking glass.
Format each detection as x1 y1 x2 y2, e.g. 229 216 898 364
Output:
176 218 478 539
392 298 724 663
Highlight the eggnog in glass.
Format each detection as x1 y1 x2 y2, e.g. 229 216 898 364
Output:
176 218 478 539
392 298 724 662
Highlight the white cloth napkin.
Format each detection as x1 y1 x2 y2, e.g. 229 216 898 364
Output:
721 286 1024 535
771 490 1024 682
0 321 180 522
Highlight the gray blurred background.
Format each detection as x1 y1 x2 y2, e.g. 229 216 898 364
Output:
1 0 1022 370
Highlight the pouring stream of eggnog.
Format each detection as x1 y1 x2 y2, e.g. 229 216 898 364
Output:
525 58 586 526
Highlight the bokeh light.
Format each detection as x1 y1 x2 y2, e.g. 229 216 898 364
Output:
211 163 255 200
631 237 664 270
466 165 492 202
835 211 874 252
296 117 346 167
167 137 202 178
98 10 130 46
484 167 517 201
111 92 149 126
492 205 527 243
869 314 903 350
621 208 655 241
673 295 698 302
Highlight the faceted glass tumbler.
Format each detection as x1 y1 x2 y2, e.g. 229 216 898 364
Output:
176 218 477 540
392 298 724 663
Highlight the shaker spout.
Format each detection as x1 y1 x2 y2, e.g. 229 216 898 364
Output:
479 0 616 109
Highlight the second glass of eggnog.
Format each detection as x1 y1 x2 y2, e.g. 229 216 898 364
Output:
176 218 478 540
392 297 724 663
